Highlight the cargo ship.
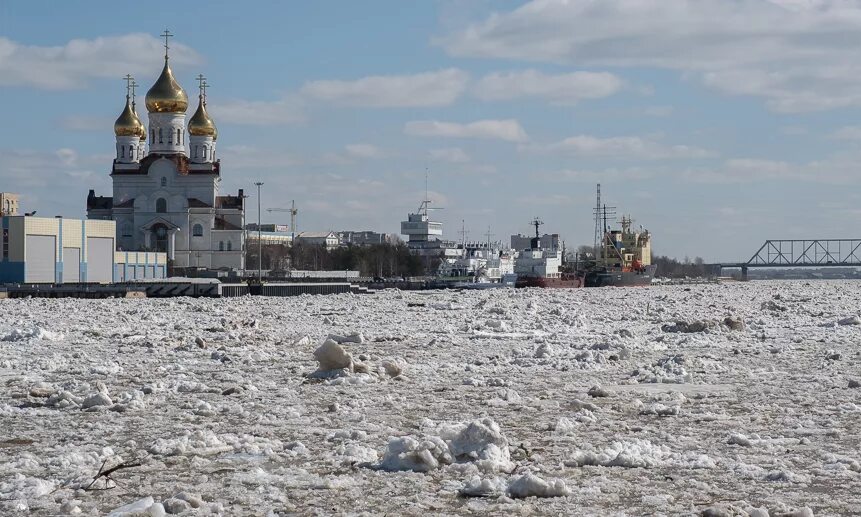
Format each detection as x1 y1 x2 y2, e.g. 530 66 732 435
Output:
514 219 583 288
581 210 655 287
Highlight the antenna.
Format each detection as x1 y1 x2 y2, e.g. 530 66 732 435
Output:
484 226 494 250
459 219 468 249
530 217 544 239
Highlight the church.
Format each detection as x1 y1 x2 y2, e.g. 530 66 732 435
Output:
87 32 246 271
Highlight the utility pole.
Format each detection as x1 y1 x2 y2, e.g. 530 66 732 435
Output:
255 182 263 280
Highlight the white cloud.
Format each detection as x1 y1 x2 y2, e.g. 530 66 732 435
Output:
300 69 469 107
545 167 654 183
405 119 528 142
682 155 860 183
473 69 622 104
532 135 714 160
428 147 471 163
215 96 305 126
441 0 861 112
0 33 201 90
345 144 385 159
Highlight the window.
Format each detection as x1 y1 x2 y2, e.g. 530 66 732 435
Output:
219 241 224 251
2 229 8 260
167 130 173 144
160 177 167 187
120 147 125 158
177 129 182 145
151 129 155 142
158 128 163 144
121 223 133 238
192 224 203 237
129 145 134 159
227 241 232 251
156 198 167 213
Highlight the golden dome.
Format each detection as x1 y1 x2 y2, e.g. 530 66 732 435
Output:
145 60 188 113
114 96 145 138
188 96 218 139
134 105 147 140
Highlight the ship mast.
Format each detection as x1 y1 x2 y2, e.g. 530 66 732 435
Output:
593 184 601 261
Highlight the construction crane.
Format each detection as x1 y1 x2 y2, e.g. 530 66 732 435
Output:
267 200 298 240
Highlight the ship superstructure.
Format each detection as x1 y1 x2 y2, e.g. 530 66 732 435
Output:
400 198 460 260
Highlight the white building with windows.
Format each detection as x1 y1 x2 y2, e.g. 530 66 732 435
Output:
87 38 245 271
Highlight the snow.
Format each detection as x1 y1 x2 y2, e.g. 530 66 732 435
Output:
1 280 860 514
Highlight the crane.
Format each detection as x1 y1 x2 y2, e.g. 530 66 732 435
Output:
267 200 298 240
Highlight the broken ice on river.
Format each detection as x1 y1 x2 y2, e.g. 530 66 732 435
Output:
1 280 859 515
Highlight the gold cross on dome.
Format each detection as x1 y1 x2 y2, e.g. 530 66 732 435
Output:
123 74 134 98
161 29 173 59
196 73 208 100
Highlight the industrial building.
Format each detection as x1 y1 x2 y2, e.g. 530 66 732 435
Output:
338 231 399 247
294 231 340 250
0 215 166 284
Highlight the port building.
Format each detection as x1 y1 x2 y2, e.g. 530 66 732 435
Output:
1 216 166 283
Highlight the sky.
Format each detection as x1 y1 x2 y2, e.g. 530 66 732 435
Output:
2 0 861 261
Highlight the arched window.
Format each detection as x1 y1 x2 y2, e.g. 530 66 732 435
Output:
156 198 167 213
192 224 203 237
227 241 232 251
151 129 155 142
129 145 134 157
158 128 163 144
160 177 167 187
219 241 224 251
167 130 173 144
177 129 182 145
120 146 125 158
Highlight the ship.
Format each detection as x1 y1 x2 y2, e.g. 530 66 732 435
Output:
578 186 656 287
514 218 583 288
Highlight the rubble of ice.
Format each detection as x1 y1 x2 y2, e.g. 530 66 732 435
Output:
1 281 860 514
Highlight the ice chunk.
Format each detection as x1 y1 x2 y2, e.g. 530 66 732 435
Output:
507 473 571 498
106 496 155 516
313 339 353 371
459 476 507 498
82 392 113 409
379 435 453 472
441 418 514 473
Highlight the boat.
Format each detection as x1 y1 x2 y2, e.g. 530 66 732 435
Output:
455 273 518 289
514 218 583 288
580 207 656 287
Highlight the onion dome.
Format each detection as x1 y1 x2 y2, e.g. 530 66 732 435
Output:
188 96 217 140
135 106 147 141
114 96 145 137
145 59 188 113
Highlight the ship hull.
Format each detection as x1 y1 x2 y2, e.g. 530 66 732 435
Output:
516 275 583 288
584 265 657 287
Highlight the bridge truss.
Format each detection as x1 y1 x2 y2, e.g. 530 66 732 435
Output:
747 239 861 267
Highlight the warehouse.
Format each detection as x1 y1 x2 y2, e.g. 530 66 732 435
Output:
0 216 166 284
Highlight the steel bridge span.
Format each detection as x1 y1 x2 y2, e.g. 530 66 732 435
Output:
714 239 861 279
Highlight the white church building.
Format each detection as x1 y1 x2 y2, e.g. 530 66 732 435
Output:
87 33 245 271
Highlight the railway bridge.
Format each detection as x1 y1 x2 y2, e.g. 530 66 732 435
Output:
713 239 861 280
